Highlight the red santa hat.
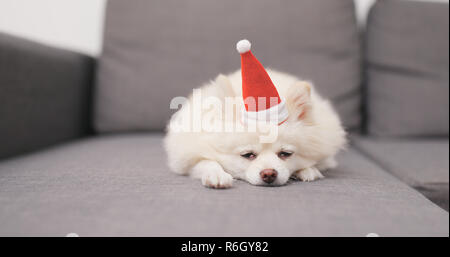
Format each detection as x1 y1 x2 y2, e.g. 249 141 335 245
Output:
236 39 288 125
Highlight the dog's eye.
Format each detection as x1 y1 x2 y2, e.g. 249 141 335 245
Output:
240 152 257 160
278 151 293 160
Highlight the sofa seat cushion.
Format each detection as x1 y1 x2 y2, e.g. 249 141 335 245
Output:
0 134 448 236
352 136 449 211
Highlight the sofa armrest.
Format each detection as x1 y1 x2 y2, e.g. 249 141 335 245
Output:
0 32 95 160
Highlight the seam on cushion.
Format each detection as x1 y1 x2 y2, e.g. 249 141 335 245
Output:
368 62 443 81
330 87 360 104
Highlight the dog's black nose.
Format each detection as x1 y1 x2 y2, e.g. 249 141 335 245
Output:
260 169 278 184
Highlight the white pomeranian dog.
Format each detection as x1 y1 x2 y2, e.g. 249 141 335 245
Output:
164 40 346 189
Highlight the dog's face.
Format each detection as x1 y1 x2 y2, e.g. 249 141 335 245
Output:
214 129 314 186
233 139 298 186
215 118 329 186
213 81 332 186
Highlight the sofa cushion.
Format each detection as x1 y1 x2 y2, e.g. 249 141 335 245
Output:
0 134 447 236
94 0 361 132
365 0 449 137
352 136 449 211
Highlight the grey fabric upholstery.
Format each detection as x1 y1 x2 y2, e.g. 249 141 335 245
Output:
352 136 449 211
365 0 449 137
0 134 447 236
95 0 361 133
0 32 95 160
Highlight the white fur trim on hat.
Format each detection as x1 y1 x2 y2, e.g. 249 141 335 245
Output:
241 100 289 125
236 39 251 54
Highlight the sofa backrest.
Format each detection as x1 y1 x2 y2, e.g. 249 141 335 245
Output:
94 0 361 132
365 0 449 137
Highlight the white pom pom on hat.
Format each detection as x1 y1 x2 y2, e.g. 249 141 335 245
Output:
236 39 251 53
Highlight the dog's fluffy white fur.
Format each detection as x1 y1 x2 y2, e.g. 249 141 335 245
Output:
164 69 346 188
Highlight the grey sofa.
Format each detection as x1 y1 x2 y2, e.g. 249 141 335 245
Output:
0 0 448 236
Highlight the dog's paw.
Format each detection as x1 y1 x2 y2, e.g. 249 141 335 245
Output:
295 167 324 182
201 170 233 189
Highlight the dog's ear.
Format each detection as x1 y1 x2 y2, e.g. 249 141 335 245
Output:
286 81 314 123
